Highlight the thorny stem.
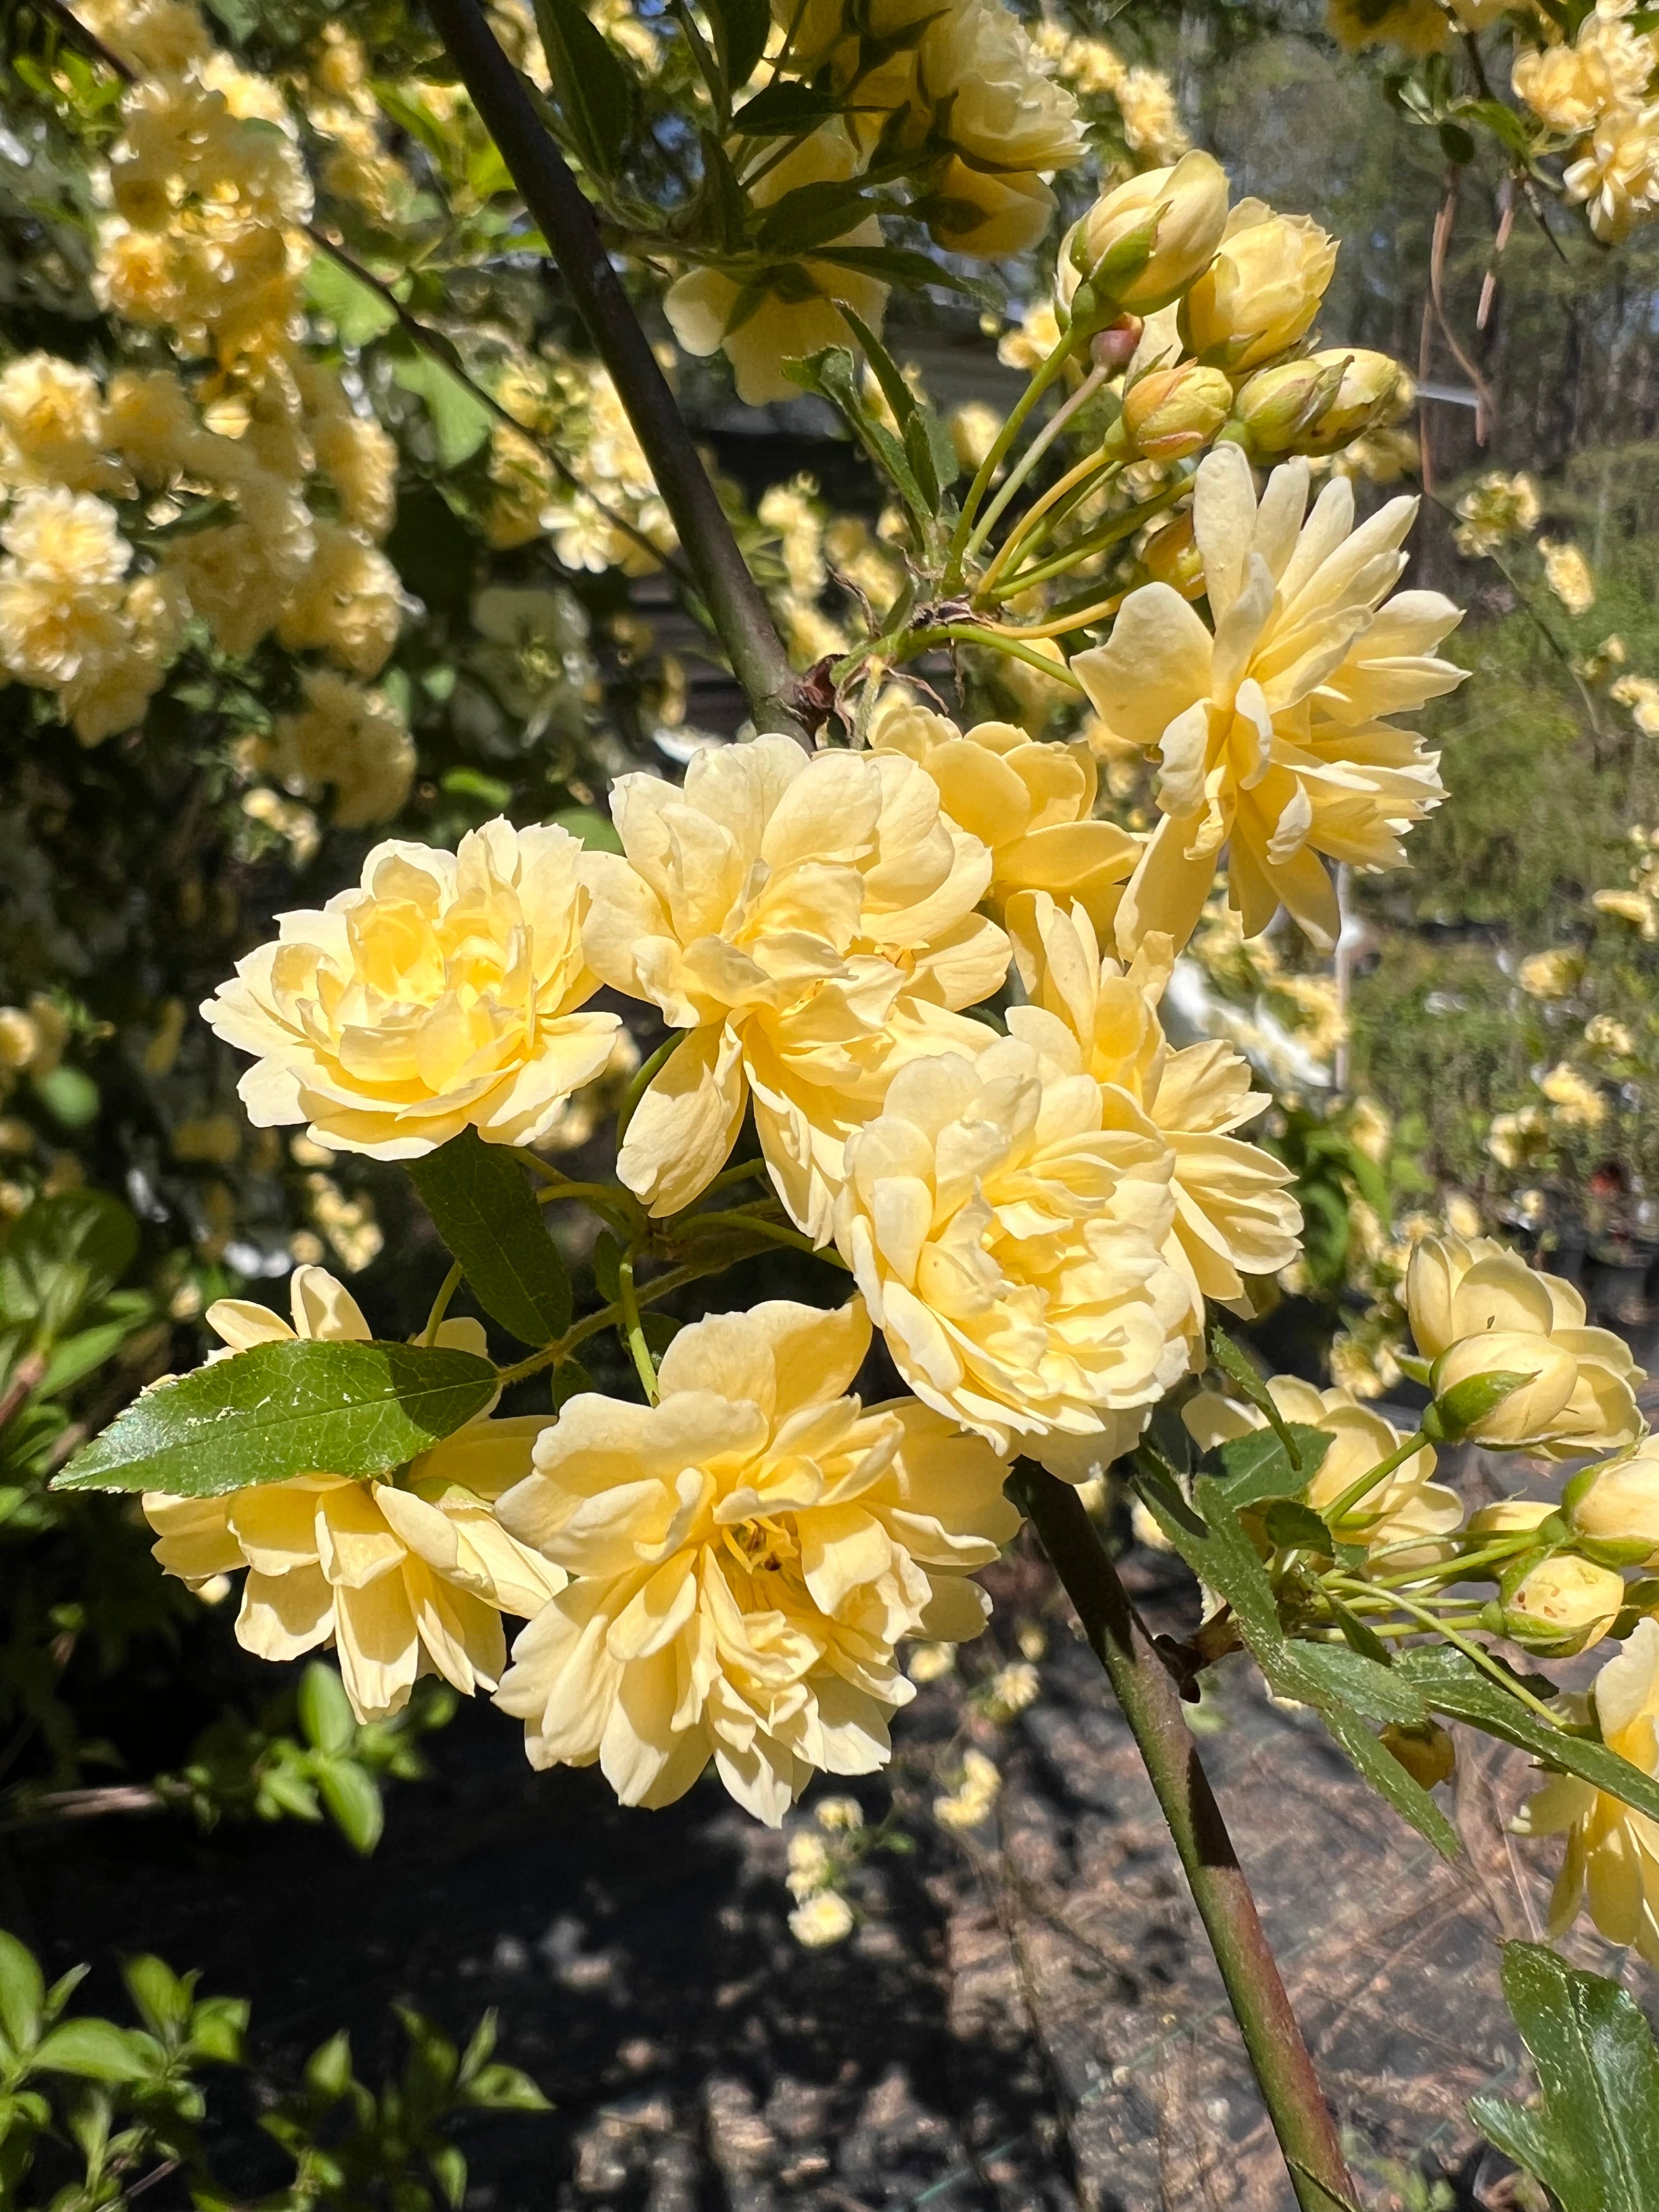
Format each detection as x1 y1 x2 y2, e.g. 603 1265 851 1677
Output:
422 0 809 741
1016 1466 1356 2212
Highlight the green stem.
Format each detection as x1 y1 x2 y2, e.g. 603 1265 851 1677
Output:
985 481 1184 601
689 1210 850 1266
421 1262 464 1347
701 1157 768 1198
1331 1577 1564 1726
961 364 1108 569
893 626 1085 693
1321 1430 1431 1529
617 1250 659 1403
422 0 807 739
493 1258 713 1386
945 326 1079 591
1016 1466 1356 2212
617 1032 685 1147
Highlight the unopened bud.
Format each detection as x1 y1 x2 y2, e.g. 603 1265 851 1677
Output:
1142 512 1205 598
1231 356 1346 457
1090 318 1143 371
1505 1554 1627 1654
1181 207 1338 373
1296 349 1407 454
1060 150 1230 320
1115 362 1233 461
1429 1334 1578 1447
1467 1499 1559 1538
1380 1720 1455 1790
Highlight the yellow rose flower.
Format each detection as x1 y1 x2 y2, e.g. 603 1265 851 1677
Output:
1180 201 1338 373
1004 891 1301 1334
1060 150 1231 317
0 353 121 495
202 819 619 1159
264 668 415 829
1183 1374 1462 1560
1565 100 1659 242
868 697 1141 938
142 1268 564 1722
922 159 1058 258
1073 443 1461 956
1406 1233 1644 1459
580 735 1007 1235
919 0 1084 176
831 1034 1189 1472
1508 1554 1627 1653
1516 1617 1659 1967
493 1298 1019 1824
664 125 890 408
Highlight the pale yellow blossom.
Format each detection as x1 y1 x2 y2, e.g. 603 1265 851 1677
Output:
202 819 619 1158
142 1269 564 1722
494 1299 1019 1824
1074 443 1460 955
1539 538 1597 616
264 669 415 828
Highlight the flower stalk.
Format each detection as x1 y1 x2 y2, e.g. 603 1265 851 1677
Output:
1015 1464 1356 2212
421 0 809 741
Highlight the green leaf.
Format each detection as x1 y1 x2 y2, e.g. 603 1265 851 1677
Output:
1397 1646 1659 1825
52 1339 499 1498
703 0 769 98
754 176 882 256
1470 1942 1659 2212
533 0 630 178
730 81 837 135
0 1933 44 2057
1261 1499 1335 1554
810 242 989 300
782 346 929 520
1207 1424 1331 1508
297 1663 356 1758
1 1192 138 1345
387 342 494 469
549 805 623 855
1209 1325 1305 1470
551 1358 595 1410
464 2061 551 2110
303 255 398 347
33 2020 156 2084
304 2030 355 2102
40 1314 149 1398
406 1131 572 1348
120 1956 191 2041
313 1757 385 1856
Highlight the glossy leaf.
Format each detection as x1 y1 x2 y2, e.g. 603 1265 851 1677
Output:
1207 1423 1331 1508
386 341 494 469
52 1340 499 1498
407 1129 572 1347
1471 1942 1659 2212
730 81 837 134
702 0 769 100
302 255 398 346
533 0 630 177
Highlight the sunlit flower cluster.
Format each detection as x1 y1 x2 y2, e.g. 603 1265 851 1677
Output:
1513 4 1659 240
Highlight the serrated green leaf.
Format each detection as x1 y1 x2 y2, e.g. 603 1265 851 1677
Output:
1262 1499 1335 1554
533 0 630 177
754 176 881 256
1470 1942 1659 2212
1397 1646 1659 1825
407 1130 572 1348
1 1192 138 1345
303 255 399 347
51 1340 499 1498
1207 1424 1331 1508
730 81 837 135
781 346 929 519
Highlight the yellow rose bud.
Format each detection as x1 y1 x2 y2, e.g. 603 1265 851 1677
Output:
1296 349 1407 454
1180 202 1338 371
1507 1554 1627 1654
1142 512 1205 597
1572 1443 1659 1560
1380 1720 1456 1790
1116 361 1234 460
1230 356 1346 456
1060 149 1230 318
1468 1499 1559 1537
1430 1331 1580 1447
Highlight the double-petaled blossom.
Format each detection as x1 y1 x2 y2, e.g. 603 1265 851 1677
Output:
492 1299 1019 1824
831 1034 1190 1474
869 696 1141 937
1183 1375 1462 1560
142 1269 563 1722
1406 1233 1644 1458
1515 1616 1659 1966
1073 444 1460 956
580 735 1008 1237
202 819 619 1159
1003 890 1301 1335
1179 201 1337 373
